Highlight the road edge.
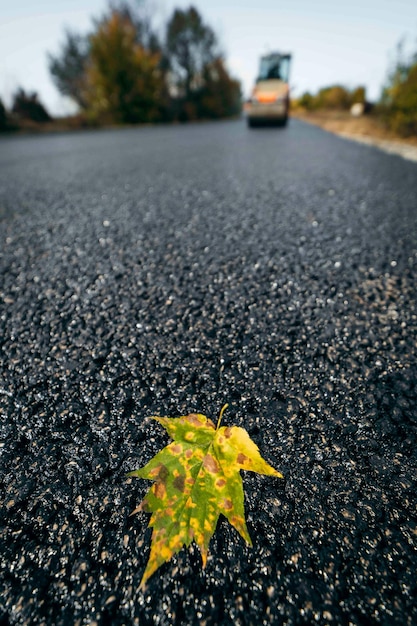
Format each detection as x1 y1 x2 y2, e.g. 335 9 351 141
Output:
291 114 417 163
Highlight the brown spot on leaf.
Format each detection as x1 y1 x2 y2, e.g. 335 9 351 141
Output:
222 498 233 510
171 444 182 455
187 414 203 426
185 449 193 459
154 481 166 500
173 475 185 492
203 454 219 474
216 478 226 488
158 464 169 480
187 414 215 431
237 453 249 465
224 427 233 439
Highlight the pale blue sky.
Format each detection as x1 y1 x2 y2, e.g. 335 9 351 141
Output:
1 0 417 115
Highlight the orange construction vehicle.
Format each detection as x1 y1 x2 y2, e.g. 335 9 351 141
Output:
245 52 291 127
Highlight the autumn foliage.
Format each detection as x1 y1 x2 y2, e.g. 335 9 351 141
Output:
379 43 417 136
85 13 163 124
48 4 241 125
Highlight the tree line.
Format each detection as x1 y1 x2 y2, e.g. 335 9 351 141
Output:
0 2 241 130
296 85 367 112
294 38 417 138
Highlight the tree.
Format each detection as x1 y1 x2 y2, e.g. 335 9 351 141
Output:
166 6 219 101
47 2 241 124
380 39 417 136
350 86 366 104
11 89 51 123
108 0 162 53
48 30 90 109
165 6 241 121
199 58 241 119
298 91 314 110
85 10 164 123
315 85 351 110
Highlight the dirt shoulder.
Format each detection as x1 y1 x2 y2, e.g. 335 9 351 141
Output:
291 110 417 163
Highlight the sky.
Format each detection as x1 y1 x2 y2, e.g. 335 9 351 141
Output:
1 0 417 115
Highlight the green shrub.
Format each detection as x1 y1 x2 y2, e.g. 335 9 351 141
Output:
11 88 51 123
298 91 315 110
380 58 417 136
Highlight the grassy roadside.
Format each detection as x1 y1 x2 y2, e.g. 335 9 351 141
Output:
291 109 417 146
291 109 417 162
291 109 417 147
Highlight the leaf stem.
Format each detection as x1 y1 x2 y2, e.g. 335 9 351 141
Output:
216 403 229 430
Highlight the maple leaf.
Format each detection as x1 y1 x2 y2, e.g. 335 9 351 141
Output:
128 405 283 588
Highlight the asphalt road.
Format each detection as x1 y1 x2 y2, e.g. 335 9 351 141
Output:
0 119 416 626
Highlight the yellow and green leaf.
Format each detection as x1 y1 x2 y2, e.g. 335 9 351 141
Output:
128 406 283 588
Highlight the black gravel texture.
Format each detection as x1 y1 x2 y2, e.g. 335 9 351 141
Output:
0 119 416 626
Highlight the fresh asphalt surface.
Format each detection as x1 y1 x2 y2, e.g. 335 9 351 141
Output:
0 119 416 625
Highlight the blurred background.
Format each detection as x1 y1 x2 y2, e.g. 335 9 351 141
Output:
1 0 417 136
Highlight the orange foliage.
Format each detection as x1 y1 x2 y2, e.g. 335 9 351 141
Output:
85 11 163 124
